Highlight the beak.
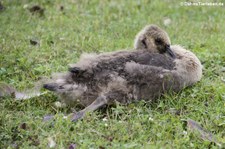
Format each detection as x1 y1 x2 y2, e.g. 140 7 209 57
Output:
68 67 80 74
166 45 176 59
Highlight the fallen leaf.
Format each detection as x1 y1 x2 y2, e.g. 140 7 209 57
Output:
19 123 27 130
29 5 44 16
30 39 39 45
187 119 222 147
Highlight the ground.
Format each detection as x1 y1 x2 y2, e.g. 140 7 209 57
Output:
0 0 225 148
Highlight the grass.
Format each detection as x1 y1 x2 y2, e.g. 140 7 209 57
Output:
0 0 225 148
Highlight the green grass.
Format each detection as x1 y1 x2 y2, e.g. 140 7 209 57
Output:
0 0 225 148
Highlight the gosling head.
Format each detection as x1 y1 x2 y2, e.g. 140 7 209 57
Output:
43 75 74 93
134 25 176 58
42 73 87 99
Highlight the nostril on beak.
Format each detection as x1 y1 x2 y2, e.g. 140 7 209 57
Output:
43 84 57 91
68 67 80 74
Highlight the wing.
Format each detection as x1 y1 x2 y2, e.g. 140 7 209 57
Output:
69 50 176 82
132 52 175 70
125 62 184 100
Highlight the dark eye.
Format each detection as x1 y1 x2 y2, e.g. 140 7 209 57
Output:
59 86 64 89
155 38 163 45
